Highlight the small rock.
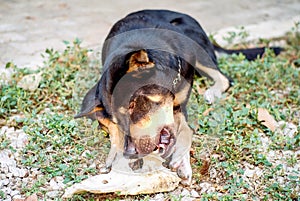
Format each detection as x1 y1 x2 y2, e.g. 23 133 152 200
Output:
30 168 40 176
209 167 217 178
10 190 20 197
150 193 164 201
5 127 15 135
266 150 276 161
1 164 9 174
190 189 200 198
12 194 23 200
46 191 60 199
278 121 297 138
180 188 190 197
6 173 13 179
89 162 96 169
17 72 42 91
9 166 27 178
169 186 182 197
1 178 10 186
0 150 15 165
199 182 214 194
244 168 255 178
0 126 9 136
4 195 12 201
20 168 28 178
254 167 263 177
14 130 29 149
50 178 60 190
277 176 285 184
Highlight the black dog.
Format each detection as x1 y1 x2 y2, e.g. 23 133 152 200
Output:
75 9 281 185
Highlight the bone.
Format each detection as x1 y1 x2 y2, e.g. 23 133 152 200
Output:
62 153 180 198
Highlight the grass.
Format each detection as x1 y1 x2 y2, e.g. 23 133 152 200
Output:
0 24 299 200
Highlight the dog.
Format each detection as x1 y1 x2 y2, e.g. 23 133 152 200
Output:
75 9 281 185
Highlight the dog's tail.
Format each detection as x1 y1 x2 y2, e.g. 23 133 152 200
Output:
213 43 283 61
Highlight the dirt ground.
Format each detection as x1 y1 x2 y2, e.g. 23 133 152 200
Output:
0 0 299 70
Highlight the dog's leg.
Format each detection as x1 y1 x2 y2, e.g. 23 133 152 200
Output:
99 119 124 173
195 62 230 104
177 151 192 185
168 112 193 185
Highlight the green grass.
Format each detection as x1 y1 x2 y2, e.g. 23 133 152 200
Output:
0 25 299 200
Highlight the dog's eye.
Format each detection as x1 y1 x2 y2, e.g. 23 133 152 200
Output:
128 102 136 114
129 102 135 109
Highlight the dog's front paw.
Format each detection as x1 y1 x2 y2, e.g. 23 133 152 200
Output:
169 152 192 185
204 87 222 104
99 165 112 174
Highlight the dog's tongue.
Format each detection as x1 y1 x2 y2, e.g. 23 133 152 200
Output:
160 128 171 144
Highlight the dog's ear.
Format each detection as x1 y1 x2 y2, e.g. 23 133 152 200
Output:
75 84 115 131
75 84 104 120
127 50 155 73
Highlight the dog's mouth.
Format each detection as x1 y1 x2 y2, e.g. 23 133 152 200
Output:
154 127 176 158
124 126 176 159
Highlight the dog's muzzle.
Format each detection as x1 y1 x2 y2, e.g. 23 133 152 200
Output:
123 127 176 159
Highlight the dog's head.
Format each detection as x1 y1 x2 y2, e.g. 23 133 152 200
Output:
76 50 179 159
123 84 176 159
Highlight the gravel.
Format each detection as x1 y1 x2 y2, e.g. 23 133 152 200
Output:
0 120 299 200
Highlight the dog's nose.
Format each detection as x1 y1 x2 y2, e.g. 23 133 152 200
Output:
124 135 138 159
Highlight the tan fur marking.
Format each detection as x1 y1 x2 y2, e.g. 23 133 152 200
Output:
145 94 163 102
127 50 155 73
174 84 190 106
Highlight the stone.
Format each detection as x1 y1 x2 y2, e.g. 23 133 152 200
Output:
1 178 10 186
10 190 20 197
150 193 164 201
46 191 60 199
9 167 27 178
244 168 255 178
14 130 29 149
0 126 9 136
1 164 9 174
17 72 42 91
199 182 214 194
279 121 297 138
190 189 200 198
49 178 60 190
180 188 191 197
6 173 13 179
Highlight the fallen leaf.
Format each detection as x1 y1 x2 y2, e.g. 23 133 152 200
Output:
199 159 210 175
203 108 214 116
257 108 278 132
13 194 38 201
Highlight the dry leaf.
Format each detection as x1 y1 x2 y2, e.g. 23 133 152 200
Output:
257 108 278 132
13 194 38 201
203 108 214 116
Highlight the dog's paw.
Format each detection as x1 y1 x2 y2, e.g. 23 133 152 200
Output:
176 158 192 186
99 165 112 174
168 152 192 186
203 87 222 104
